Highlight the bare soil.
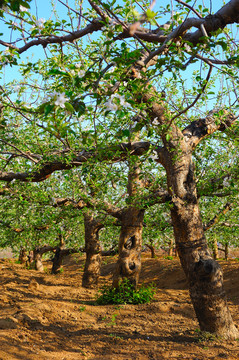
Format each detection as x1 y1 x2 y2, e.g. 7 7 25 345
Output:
0 253 239 360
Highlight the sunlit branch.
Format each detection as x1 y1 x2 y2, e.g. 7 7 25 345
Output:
0 141 152 182
175 0 203 18
203 202 232 231
4 19 104 54
182 111 238 150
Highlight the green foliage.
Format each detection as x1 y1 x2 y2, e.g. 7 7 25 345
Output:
164 256 174 260
96 279 156 305
0 0 238 255
0 0 31 13
78 306 86 312
196 330 218 342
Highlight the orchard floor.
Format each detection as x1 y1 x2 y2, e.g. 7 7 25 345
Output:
0 253 239 360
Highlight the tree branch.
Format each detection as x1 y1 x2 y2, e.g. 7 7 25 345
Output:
7 19 104 54
140 189 171 209
2 0 238 59
182 110 238 150
175 0 203 19
145 0 239 64
169 65 213 123
0 141 152 182
203 202 232 231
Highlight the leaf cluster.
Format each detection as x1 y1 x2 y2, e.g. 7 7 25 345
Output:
96 278 156 305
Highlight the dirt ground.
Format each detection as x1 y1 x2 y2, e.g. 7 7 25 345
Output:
0 253 239 360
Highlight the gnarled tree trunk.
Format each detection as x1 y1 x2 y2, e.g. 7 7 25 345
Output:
51 246 78 274
33 245 55 272
82 212 104 288
33 249 44 272
135 61 238 337
19 247 28 264
171 200 238 338
51 246 64 274
113 161 145 288
112 207 145 288
166 148 238 339
146 241 156 258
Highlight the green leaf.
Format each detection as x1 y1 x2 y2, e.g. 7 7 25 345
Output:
47 69 69 77
146 9 157 20
165 133 171 141
122 129 130 137
64 102 75 113
44 104 54 116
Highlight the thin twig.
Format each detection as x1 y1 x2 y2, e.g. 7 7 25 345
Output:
175 0 202 19
0 139 39 163
168 64 213 124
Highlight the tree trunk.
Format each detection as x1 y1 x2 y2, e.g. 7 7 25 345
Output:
168 238 174 257
168 163 238 339
51 246 64 274
19 247 28 264
51 235 65 274
225 243 229 261
82 213 104 288
212 238 219 260
33 249 44 272
33 246 55 272
51 247 78 274
112 207 145 288
132 51 238 339
146 242 155 258
112 161 145 288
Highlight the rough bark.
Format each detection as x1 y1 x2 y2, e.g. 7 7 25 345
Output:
168 238 174 257
170 200 237 338
18 247 28 264
112 162 146 288
33 250 44 272
132 51 238 337
82 213 104 288
212 238 219 260
33 246 56 272
51 247 78 274
112 207 145 288
146 243 156 258
166 145 238 339
26 250 34 267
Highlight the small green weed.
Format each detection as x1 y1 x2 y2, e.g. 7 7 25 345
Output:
96 279 156 305
196 330 217 342
107 313 118 327
79 306 86 312
109 333 123 340
164 256 174 260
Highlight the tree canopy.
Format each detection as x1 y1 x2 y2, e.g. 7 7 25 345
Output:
0 0 238 248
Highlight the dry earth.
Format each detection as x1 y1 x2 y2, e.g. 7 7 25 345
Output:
0 253 239 360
